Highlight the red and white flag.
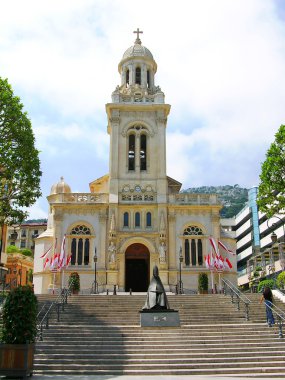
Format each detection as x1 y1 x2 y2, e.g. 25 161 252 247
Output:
66 255 71 267
43 257 50 270
49 257 54 269
52 254 59 268
204 254 210 269
224 257 233 270
40 245 52 259
209 237 218 255
214 253 224 270
59 234 66 269
218 240 235 255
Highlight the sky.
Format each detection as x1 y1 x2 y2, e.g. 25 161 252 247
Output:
1 0 285 219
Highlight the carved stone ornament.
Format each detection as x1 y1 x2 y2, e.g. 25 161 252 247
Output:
109 117 120 124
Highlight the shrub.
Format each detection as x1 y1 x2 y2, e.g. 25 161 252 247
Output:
20 248 33 257
2 285 38 344
198 272 208 292
277 272 285 289
6 245 19 254
257 279 275 293
68 272 80 292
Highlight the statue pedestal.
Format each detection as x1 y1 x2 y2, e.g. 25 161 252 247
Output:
140 309 180 327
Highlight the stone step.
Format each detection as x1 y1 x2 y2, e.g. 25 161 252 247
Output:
34 293 285 376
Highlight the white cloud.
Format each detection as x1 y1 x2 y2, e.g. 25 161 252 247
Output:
1 0 285 218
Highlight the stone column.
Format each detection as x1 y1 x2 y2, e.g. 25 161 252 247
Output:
168 212 176 270
98 212 107 273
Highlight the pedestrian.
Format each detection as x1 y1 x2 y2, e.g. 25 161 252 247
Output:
260 286 275 326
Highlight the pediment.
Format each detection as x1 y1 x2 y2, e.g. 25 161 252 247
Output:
89 174 109 193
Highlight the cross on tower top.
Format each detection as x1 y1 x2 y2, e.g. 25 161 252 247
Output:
133 28 143 44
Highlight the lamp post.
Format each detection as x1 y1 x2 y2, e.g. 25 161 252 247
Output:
93 247 98 294
178 246 183 294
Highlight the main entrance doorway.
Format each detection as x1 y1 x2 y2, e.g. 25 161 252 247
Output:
125 243 150 292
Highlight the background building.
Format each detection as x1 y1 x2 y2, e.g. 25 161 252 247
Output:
7 221 47 253
236 187 285 286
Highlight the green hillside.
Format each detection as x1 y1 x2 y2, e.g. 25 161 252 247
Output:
182 184 248 218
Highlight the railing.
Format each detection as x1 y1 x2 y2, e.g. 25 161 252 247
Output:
169 284 197 295
37 286 71 341
47 193 109 204
263 301 285 339
168 193 219 205
222 278 251 321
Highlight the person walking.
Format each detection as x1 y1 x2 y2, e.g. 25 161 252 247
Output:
260 286 275 326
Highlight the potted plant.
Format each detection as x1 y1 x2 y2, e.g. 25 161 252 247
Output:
68 272 80 294
0 285 38 377
198 272 208 294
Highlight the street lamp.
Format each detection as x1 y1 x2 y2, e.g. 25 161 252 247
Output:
178 246 183 294
92 247 98 294
10 227 18 242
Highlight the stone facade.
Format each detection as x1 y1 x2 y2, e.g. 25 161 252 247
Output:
33 31 237 294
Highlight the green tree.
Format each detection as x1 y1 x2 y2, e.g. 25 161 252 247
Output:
257 125 285 217
0 77 42 231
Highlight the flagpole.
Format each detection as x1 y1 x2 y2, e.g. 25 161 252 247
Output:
53 271 56 294
62 268 65 290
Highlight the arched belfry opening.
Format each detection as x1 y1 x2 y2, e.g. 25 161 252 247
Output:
125 243 150 292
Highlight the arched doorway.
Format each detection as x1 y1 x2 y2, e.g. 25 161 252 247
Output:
125 243 150 292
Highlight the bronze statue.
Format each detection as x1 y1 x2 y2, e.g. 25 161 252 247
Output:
143 265 170 310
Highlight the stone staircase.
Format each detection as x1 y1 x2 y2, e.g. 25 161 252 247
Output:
34 293 285 376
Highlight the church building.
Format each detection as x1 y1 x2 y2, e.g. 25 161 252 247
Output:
33 30 236 294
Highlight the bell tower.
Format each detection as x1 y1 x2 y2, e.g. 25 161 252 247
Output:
106 29 171 204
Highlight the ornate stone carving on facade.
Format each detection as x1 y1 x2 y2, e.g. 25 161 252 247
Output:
109 117 120 124
159 241 167 263
156 117 167 124
108 241 116 263
109 212 116 240
159 212 166 243
121 121 155 137
53 210 63 222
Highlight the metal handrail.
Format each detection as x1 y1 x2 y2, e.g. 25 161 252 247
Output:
224 278 252 303
263 301 285 338
222 278 251 321
37 285 71 341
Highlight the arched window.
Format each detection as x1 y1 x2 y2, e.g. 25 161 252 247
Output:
191 239 196 266
123 212 129 228
84 239 90 265
140 134 147 171
198 239 203 265
78 238 83 265
71 239 76 265
183 225 204 267
128 134 135 170
185 239 190 266
135 212 140 228
126 69 129 86
70 225 91 266
135 67 141 85
146 212 152 227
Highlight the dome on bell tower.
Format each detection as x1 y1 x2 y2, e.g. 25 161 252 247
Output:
50 176 72 195
122 43 154 61
115 28 160 99
118 28 157 75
